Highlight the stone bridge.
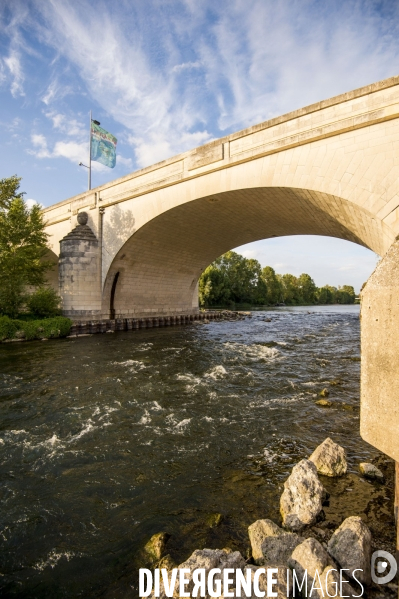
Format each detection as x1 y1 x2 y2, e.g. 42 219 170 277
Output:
43 76 399 465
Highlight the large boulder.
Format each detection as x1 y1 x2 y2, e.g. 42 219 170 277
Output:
309 438 347 477
248 518 304 565
261 533 304 567
289 538 356 598
143 548 246 599
143 550 293 599
248 519 283 563
327 516 372 586
309 437 348 476
280 460 326 531
246 565 292 599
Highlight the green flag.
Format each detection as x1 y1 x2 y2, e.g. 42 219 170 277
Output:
90 122 117 168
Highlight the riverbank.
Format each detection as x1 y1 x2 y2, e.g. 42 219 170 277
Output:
141 439 396 598
0 315 71 342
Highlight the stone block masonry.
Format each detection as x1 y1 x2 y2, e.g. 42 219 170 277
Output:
67 311 221 336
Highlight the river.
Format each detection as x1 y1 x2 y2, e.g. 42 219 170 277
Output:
0 305 394 598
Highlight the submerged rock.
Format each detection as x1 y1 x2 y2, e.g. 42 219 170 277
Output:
309 437 347 477
206 512 224 528
319 388 329 397
359 462 384 481
315 399 332 407
327 516 372 586
280 459 326 531
144 532 170 561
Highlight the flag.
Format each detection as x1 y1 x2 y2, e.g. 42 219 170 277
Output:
90 122 117 168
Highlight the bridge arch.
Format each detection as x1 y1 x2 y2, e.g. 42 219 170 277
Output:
101 186 392 319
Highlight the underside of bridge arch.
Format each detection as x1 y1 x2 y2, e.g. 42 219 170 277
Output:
102 187 394 319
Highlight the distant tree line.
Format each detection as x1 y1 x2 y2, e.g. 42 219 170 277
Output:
199 251 356 307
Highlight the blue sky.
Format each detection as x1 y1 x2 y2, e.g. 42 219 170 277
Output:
1 0 398 291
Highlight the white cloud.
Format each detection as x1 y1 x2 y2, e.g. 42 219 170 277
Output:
3 50 24 97
30 133 50 158
28 132 110 172
172 61 202 73
22 0 398 171
45 111 85 137
117 155 133 169
25 198 44 209
41 77 74 105
238 249 258 259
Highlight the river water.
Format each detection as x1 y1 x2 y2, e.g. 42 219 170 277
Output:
0 305 394 598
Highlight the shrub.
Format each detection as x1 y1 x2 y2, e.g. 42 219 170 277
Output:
0 316 71 341
0 316 19 341
27 287 61 317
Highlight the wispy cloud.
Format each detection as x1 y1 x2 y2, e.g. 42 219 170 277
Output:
45 111 85 137
3 50 25 97
28 131 124 172
2 0 399 172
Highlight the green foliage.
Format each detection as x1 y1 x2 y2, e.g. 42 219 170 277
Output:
316 284 356 304
0 316 71 342
0 176 53 318
27 287 61 317
199 251 267 307
261 266 282 304
0 175 24 212
199 251 356 307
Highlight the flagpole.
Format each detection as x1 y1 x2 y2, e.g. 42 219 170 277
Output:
88 110 92 191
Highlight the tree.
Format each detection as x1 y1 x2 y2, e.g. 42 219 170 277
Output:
297 273 317 304
199 251 357 307
261 266 282 304
198 251 267 307
279 273 302 304
336 285 356 304
199 264 230 306
0 177 52 318
0 175 24 212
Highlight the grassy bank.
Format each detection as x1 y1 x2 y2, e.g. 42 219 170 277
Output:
0 315 72 342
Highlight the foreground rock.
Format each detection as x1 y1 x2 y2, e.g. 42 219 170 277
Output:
248 519 282 563
309 437 347 477
327 516 372 586
261 533 304 567
248 518 304 565
359 462 384 481
144 532 170 561
144 548 246 599
247 565 292 599
280 459 326 531
289 537 356 598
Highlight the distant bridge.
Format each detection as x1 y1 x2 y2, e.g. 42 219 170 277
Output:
43 76 399 465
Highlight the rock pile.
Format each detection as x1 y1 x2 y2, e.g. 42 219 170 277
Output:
141 438 381 598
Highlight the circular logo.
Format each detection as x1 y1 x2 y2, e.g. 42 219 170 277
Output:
371 550 397 584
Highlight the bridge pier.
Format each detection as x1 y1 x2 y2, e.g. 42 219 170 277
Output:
59 212 102 320
361 238 399 464
361 239 399 566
